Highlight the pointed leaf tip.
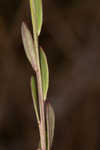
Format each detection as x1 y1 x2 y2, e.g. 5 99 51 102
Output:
21 22 37 71
40 47 49 101
31 76 37 102
30 0 43 36
46 103 55 150
31 76 40 123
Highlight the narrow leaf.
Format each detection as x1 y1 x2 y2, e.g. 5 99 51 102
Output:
40 47 49 101
46 103 55 150
31 76 40 123
30 0 43 36
21 22 37 71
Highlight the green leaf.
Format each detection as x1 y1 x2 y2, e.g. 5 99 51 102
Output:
31 76 40 123
40 47 49 101
46 103 55 150
30 0 43 36
21 22 37 71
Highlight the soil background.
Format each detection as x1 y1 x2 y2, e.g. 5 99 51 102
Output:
0 0 100 150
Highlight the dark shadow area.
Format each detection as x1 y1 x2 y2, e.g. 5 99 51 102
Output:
0 0 100 150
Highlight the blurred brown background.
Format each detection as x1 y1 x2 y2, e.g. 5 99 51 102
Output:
0 0 100 149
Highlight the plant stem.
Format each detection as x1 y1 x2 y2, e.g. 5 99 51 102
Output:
36 68 46 150
35 34 46 150
31 3 46 150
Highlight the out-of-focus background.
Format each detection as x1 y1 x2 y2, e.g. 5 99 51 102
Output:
0 0 100 149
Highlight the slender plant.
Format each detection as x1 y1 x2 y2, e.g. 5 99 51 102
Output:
21 0 55 150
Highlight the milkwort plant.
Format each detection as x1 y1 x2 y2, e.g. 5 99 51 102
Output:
21 0 55 150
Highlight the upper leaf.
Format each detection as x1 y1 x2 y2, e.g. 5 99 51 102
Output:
31 76 40 123
30 0 43 36
40 47 49 101
46 103 55 150
21 22 37 71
